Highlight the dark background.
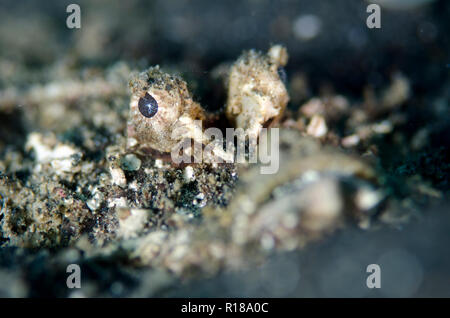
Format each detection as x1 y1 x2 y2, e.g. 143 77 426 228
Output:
0 0 448 97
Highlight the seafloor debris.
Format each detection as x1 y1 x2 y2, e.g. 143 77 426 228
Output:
84 129 383 278
292 73 411 152
226 129 381 249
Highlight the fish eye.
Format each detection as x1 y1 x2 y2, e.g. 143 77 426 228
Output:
138 93 158 118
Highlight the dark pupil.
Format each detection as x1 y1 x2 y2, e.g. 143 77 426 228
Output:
138 93 158 118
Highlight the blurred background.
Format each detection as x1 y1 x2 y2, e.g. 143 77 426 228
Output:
0 0 448 96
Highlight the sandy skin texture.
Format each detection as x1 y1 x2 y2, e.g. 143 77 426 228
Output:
226 45 290 140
